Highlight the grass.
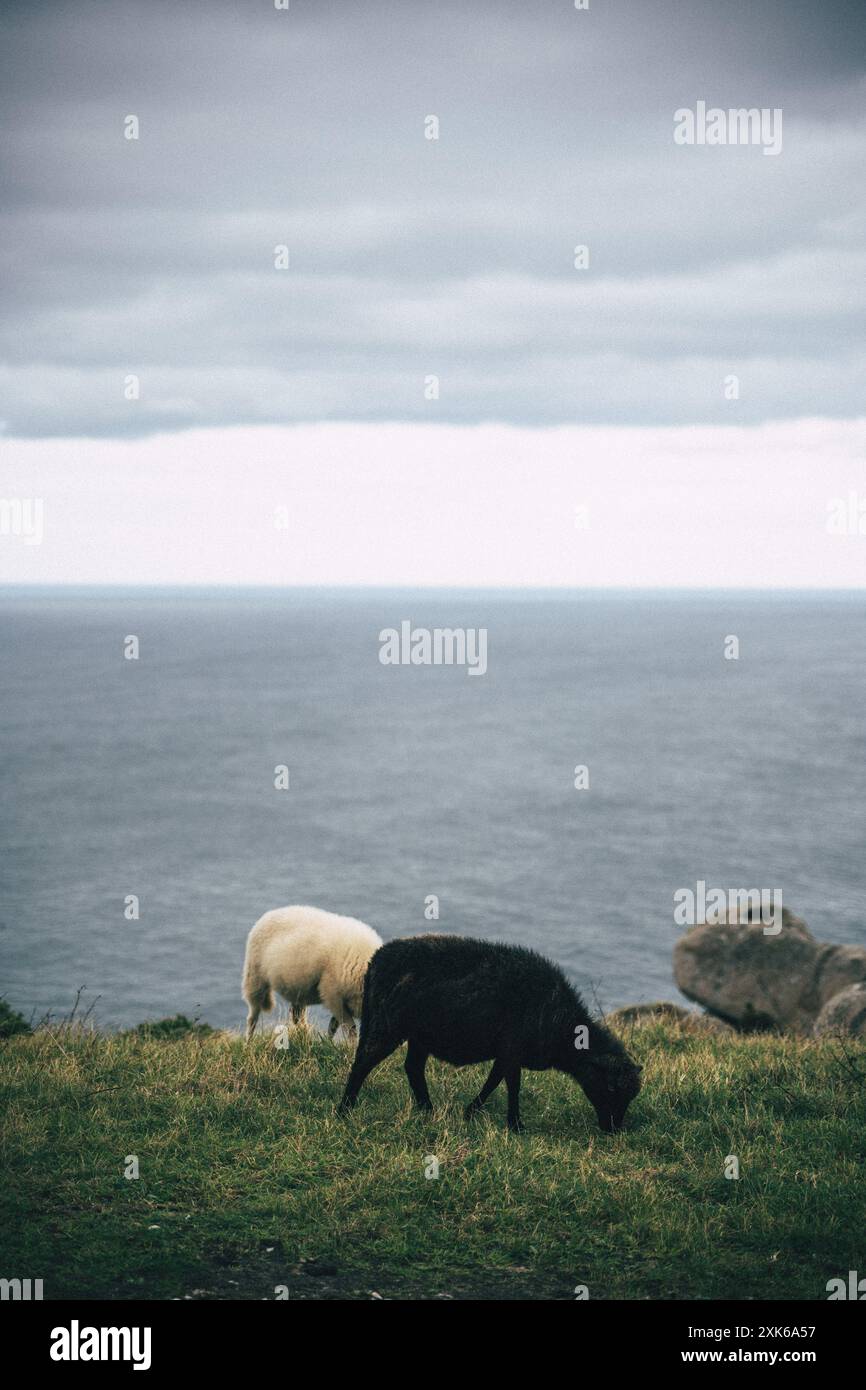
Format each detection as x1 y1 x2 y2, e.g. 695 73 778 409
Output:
1 1018 864 1300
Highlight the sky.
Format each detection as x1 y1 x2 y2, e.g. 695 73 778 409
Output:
1 0 864 586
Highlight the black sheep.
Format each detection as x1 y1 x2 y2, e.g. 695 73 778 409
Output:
338 935 642 1133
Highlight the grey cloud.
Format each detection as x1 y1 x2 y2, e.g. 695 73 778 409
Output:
1 0 864 436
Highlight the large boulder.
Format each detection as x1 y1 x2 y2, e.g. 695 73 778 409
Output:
813 983 866 1038
673 907 866 1034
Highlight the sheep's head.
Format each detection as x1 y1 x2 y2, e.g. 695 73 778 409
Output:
578 1052 642 1132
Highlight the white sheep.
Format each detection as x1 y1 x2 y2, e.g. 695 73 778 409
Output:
242 905 383 1041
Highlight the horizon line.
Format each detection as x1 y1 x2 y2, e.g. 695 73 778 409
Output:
2 583 865 596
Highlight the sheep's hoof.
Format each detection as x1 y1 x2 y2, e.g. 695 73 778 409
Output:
464 1103 480 1120
507 1119 525 1135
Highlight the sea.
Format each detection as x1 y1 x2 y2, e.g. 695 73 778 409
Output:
1 587 864 1032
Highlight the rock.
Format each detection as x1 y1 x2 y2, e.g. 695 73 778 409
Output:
813 983 866 1038
604 1002 734 1034
673 906 866 1034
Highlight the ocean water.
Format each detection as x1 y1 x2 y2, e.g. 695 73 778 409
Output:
1 587 864 1032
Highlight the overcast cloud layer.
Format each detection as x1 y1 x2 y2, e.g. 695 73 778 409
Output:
1 0 864 437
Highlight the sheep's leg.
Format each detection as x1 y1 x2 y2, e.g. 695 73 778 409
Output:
464 1060 504 1118
338 1035 401 1112
245 986 274 1040
291 1003 307 1028
505 1066 524 1133
404 1041 433 1112
328 1015 340 1038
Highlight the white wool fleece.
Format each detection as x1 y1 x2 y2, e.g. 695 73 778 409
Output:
242 904 383 1037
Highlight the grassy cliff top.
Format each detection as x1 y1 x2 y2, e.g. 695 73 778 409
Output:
2 1021 864 1300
